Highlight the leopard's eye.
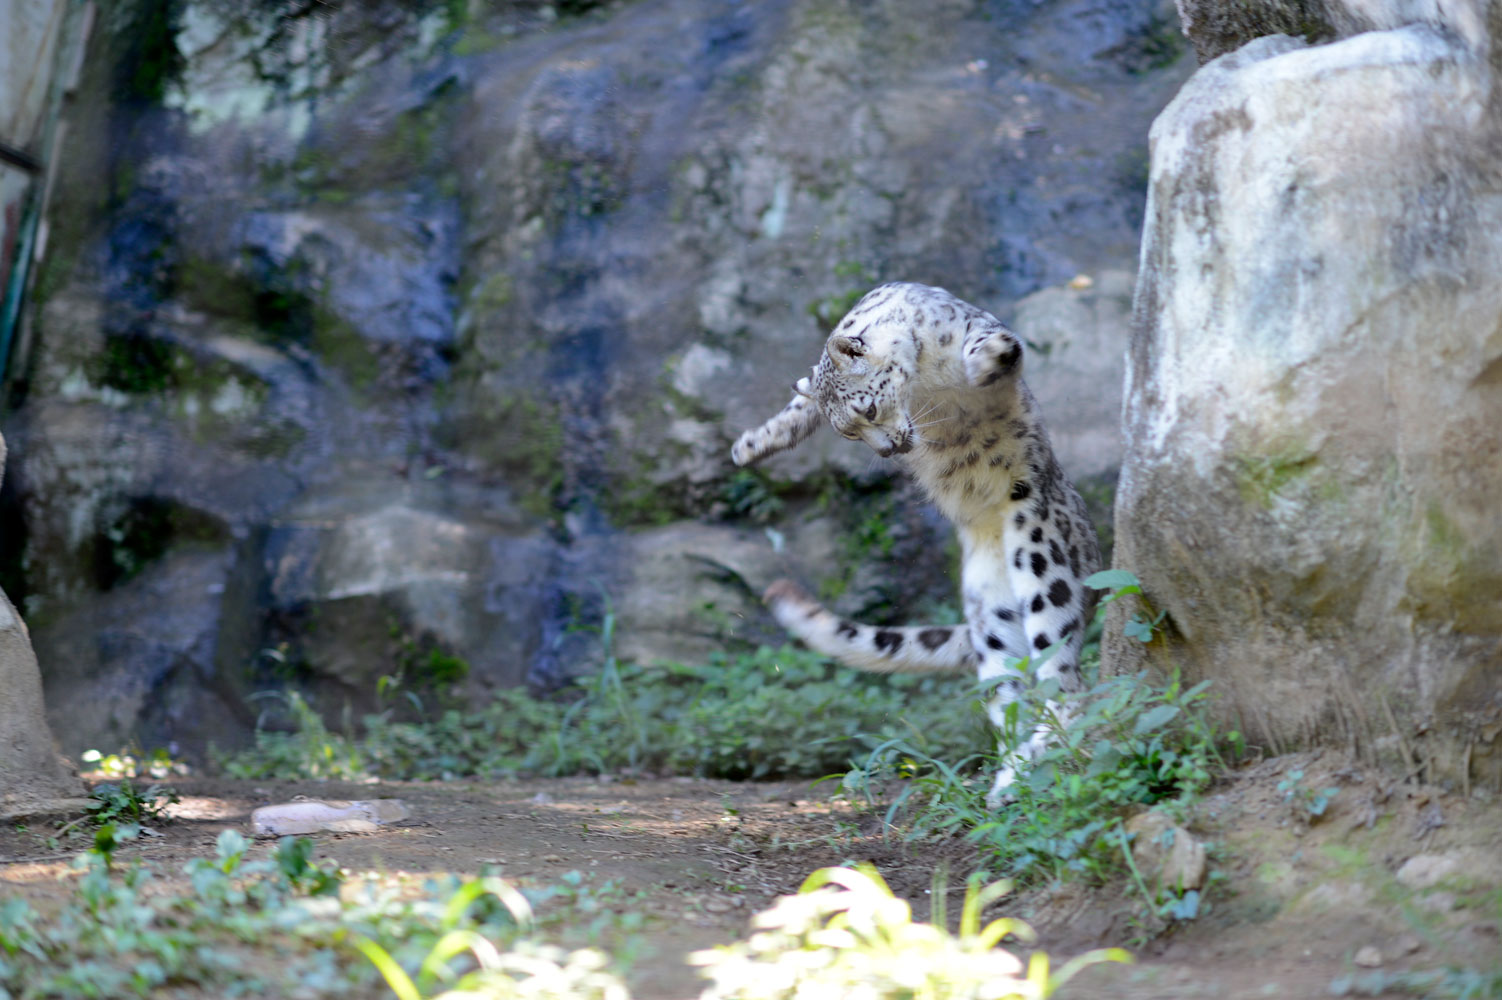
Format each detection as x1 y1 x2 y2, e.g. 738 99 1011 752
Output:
862 403 878 421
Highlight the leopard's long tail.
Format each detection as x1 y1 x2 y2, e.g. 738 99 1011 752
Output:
762 579 977 674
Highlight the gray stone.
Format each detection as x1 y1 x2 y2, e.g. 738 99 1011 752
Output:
37 548 252 760
1014 269 1135 483
1395 850 1497 890
1173 0 1336 62
1110 14 1502 789
0 432 85 815
1125 808 1207 891
263 489 556 703
607 521 840 668
1172 0 1490 64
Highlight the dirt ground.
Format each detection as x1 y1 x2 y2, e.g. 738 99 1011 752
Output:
2 751 1499 1000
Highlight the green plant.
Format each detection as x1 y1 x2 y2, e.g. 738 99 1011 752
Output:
1329 968 1502 999
80 746 188 779
351 876 631 1000
222 689 369 780
723 469 785 523
1085 568 1166 642
1277 769 1340 820
85 779 179 827
220 643 984 784
358 936 628 1000
0 829 645 999
690 864 1129 999
843 571 1240 893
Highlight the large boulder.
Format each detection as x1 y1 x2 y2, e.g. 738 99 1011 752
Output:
1111 15 1502 790
0 433 84 817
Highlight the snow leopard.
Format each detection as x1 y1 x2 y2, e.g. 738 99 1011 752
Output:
731 281 1101 805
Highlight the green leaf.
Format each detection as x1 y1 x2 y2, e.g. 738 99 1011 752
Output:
1133 704 1180 735
1181 679 1214 701
1084 569 1141 590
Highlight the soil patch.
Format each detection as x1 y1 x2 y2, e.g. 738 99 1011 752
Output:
2 752 1498 999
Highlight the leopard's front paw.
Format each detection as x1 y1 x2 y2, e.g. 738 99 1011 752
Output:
963 328 1023 388
731 428 763 467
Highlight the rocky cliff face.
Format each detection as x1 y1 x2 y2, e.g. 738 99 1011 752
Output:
1 0 1185 758
1112 1 1502 790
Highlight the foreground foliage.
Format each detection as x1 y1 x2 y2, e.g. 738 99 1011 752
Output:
692 865 1127 1000
0 827 633 1000
0 829 1114 1000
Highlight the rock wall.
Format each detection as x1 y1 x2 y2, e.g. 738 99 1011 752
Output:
1111 2 1502 790
1 0 1187 758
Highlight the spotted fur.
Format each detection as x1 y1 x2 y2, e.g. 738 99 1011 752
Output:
731 281 1100 806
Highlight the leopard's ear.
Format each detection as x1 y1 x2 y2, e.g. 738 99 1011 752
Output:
793 376 813 398
829 334 865 364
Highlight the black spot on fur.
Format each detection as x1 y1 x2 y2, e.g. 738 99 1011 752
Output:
1013 548 1025 570
874 630 903 654
1030 527 1043 544
1059 616 1081 639
1047 579 1072 608
1069 545 1081 576
985 633 1005 651
994 606 1015 622
918 628 951 651
837 621 859 639
1030 552 1048 578
1009 481 1032 502
1013 512 1026 529
1030 594 1045 614
1050 540 1066 566
1033 632 1052 651
939 332 952 345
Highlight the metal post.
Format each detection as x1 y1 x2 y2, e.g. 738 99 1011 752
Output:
0 0 94 391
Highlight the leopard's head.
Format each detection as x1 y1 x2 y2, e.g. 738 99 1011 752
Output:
795 319 917 459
